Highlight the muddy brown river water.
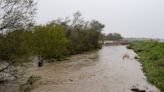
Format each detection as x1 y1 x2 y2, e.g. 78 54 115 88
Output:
27 46 160 92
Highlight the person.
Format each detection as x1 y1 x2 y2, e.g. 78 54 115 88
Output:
38 56 43 67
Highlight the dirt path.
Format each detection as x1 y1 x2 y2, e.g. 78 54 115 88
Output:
27 46 160 92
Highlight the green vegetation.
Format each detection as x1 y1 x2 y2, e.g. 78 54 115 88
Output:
0 30 32 63
0 12 104 92
0 0 36 84
33 23 68 60
67 20 104 54
0 12 104 81
104 33 123 40
128 41 164 91
31 13 104 61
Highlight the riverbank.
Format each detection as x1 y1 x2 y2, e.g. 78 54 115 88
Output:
128 41 164 91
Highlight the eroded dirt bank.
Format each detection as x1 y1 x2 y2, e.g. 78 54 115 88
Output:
27 46 160 92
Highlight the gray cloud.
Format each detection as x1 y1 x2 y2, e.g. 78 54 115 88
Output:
37 0 164 38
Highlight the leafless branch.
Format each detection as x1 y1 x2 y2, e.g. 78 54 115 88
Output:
0 61 14 73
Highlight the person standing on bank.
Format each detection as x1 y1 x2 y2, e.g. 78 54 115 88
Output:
38 56 43 67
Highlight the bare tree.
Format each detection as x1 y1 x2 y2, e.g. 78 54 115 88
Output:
0 0 36 86
0 0 36 33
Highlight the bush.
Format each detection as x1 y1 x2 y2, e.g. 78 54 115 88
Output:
33 23 68 60
67 20 104 55
0 30 32 63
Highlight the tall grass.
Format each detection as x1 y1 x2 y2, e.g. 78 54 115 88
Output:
128 41 164 91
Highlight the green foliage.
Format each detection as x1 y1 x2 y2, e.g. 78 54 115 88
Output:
33 23 68 60
0 12 104 64
129 41 164 91
67 16 104 54
105 33 123 41
68 29 99 54
0 30 32 63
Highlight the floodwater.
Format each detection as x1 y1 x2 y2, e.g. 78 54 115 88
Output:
28 46 160 92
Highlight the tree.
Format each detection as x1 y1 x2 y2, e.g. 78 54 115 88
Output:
89 20 105 48
105 33 123 40
0 0 36 32
0 0 36 84
0 30 32 83
66 13 105 54
33 23 68 61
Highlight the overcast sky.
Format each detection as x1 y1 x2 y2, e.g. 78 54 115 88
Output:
37 0 164 39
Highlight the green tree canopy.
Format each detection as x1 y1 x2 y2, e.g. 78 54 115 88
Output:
105 33 123 40
33 23 68 60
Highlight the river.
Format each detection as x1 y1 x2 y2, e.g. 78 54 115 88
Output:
27 45 160 92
